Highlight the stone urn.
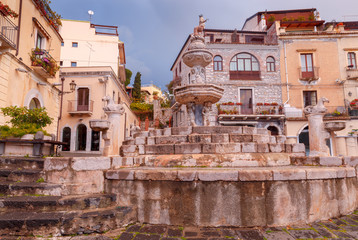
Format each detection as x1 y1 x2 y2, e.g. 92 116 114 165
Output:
89 119 110 132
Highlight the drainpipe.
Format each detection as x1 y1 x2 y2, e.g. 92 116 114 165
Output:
283 40 290 105
56 77 65 141
15 0 22 56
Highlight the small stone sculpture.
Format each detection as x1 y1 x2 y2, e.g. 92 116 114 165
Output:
194 14 208 36
304 97 329 115
187 102 197 126
102 95 125 114
202 102 212 126
130 123 140 138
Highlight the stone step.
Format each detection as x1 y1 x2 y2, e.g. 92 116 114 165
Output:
0 169 44 182
0 157 44 170
0 206 134 236
0 193 117 212
0 181 62 196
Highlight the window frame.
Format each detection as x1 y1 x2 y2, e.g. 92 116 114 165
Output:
303 90 317 107
348 52 357 69
229 53 260 80
213 55 223 71
266 56 275 72
72 42 78 48
71 62 77 67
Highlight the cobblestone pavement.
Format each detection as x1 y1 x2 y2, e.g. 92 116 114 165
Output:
4 211 358 239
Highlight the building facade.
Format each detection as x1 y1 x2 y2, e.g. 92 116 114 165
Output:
0 0 62 134
59 20 137 154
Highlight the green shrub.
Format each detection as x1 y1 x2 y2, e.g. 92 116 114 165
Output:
130 102 153 112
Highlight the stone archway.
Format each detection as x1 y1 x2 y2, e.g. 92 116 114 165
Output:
267 126 279 136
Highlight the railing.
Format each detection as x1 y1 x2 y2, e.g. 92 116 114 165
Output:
346 67 358 80
30 48 59 77
32 0 61 31
286 105 349 118
0 13 18 49
218 103 284 116
229 71 261 80
298 67 319 81
67 100 94 113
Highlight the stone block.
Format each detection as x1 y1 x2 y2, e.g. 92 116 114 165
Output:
273 168 306 180
257 144 269 153
252 134 270 143
106 169 135 180
336 168 347 178
285 144 293 153
193 126 242 134
239 169 273 181
135 169 178 181
133 132 149 138
202 143 241 154
171 126 192 135
269 136 277 144
306 168 337 179
72 157 111 171
276 135 287 144
269 144 284 153
347 168 356 177
188 134 211 143
163 128 172 136
230 134 253 143
177 170 197 181
122 139 135 145
156 135 188 144
121 145 136 153
290 156 319 166
44 158 70 171
122 157 134 166
256 128 269 135
135 137 147 145
175 143 202 154
319 157 343 166
149 129 162 137
241 143 257 153
138 145 145 155
111 156 122 168
242 126 257 134
145 145 175 155
292 143 305 153
147 137 156 145
197 170 238 181
211 133 229 143
344 157 358 167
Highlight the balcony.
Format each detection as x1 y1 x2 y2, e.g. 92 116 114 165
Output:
285 105 349 119
30 48 59 78
0 13 18 49
298 67 319 81
346 67 358 80
230 71 261 80
67 100 94 116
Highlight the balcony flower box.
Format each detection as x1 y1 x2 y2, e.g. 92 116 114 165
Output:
257 103 263 106
236 103 242 106
350 99 358 110
0 3 19 18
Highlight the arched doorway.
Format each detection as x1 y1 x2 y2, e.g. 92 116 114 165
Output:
29 98 41 109
91 130 100 151
76 124 87 151
62 127 71 151
267 126 279 136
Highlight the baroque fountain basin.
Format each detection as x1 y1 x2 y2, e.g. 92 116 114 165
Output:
89 119 110 131
182 50 213 67
174 84 224 105
324 121 346 131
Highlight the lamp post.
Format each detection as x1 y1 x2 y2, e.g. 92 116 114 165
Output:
55 77 76 141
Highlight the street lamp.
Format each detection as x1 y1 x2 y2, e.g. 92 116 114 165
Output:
55 77 77 141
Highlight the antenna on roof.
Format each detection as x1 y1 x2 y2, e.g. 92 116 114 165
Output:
88 10 94 23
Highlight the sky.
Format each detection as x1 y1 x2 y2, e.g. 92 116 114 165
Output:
51 0 358 91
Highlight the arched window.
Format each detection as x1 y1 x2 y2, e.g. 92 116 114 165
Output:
62 127 71 151
229 53 260 80
29 98 41 109
213 55 223 71
348 52 357 69
267 126 279 136
76 124 87 151
266 56 275 72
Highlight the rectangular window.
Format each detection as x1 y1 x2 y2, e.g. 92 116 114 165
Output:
300 53 314 79
303 91 317 107
72 42 78 47
61 42 64 47
348 52 357 69
71 62 77 67
36 34 43 49
77 88 89 111
60 61 63 66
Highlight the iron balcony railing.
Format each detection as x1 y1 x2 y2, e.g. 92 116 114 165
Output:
67 100 94 113
30 48 59 77
298 67 319 81
0 13 18 49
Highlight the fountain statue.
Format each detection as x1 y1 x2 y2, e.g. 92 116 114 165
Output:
174 15 224 126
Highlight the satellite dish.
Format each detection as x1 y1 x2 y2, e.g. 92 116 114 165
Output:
88 10 94 16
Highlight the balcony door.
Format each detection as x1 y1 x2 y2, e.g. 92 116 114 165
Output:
77 88 89 111
240 89 253 114
300 53 314 79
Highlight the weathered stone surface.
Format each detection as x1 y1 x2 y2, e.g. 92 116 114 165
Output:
256 128 269 135
72 157 111 171
171 126 192 135
211 134 229 143
121 145 136 153
149 129 163 137
344 156 358 167
135 137 147 145
106 169 135 180
138 145 145 155
241 143 257 153
252 134 270 143
269 144 284 153
135 169 178 181
177 170 197 181
306 168 338 179
44 158 70 171
230 134 253 143
276 135 287 144
175 144 202 154
319 157 343 166
145 145 175 155
269 136 277 144
291 143 305 153
239 169 273 181
202 143 241 154
257 143 269 153
147 137 156 145
273 168 306 180
122 139 135 145
193 126 242 134
197 170 238 181
242 126 257 134
133 132 149 138
163 128 172 136
188 134 211 143
156 135 188 144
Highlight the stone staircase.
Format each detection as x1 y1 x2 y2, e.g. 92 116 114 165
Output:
0 157 133 237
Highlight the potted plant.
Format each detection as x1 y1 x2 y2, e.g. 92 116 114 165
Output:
236 103 242 106
257 103 263 106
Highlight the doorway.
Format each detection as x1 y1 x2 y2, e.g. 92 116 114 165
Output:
76 124 87 151
240 89 253 114
62 127 71 151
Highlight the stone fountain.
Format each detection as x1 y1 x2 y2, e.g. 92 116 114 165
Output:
173 17 224 126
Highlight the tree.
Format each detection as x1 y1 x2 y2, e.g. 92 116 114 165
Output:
125 68 132 87
132 72 142 100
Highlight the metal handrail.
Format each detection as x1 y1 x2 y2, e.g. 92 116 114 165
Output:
0 13 18 49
